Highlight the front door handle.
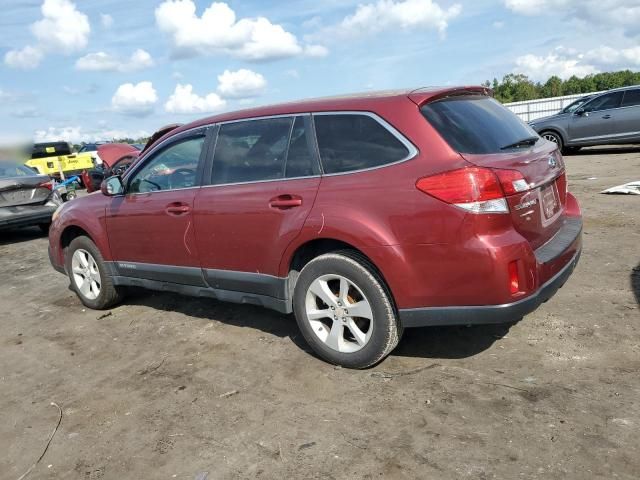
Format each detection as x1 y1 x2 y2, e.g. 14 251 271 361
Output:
269 194 303 209
602 114 612 119
166 202 191 215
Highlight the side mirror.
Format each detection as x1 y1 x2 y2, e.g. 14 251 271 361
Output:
100 175 124 196
575 108 589 117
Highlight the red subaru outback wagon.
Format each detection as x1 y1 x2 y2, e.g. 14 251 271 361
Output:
49 87 582 368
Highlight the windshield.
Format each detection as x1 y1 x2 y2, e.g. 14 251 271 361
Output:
562 97 592 114
421 95 538 154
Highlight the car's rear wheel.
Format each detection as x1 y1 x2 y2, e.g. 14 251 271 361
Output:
293 251 402 369
65 236 124 310
541 131 564 152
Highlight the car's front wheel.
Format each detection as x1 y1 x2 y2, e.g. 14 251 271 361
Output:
65 236 124 310
293 251 402 369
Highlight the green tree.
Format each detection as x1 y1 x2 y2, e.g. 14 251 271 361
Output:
485 69 640 103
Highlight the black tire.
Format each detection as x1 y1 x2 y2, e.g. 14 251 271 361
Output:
540 131 564 153
65 236 125 310
293 250 402 369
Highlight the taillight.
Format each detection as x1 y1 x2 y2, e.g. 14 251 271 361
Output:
493 169 528 195
38 180 53 190
416 167 531 214
416 167 505 213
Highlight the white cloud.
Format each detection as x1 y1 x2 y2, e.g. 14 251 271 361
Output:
34 126 151 143
4 46 44 70
75 49 154 72
337 0 462 38
101 13 113 28
4 0 90 69
31 0 90 53
165 84 226 114
515 51 599 80
513 45 640 80
154 0 327 61
216 69 267 99
505 0 640 35
111 81 158 116
585 45 640 66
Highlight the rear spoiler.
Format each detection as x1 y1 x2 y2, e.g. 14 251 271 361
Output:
141 123 183 153
408 86 493 107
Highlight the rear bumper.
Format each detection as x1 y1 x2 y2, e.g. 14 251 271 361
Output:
398 211 582 328
399 248 580 327
0 205 56 230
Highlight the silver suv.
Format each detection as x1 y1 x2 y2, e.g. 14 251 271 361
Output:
529 85 640 153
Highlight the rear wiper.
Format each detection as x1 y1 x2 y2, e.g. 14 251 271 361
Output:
500 136 539 150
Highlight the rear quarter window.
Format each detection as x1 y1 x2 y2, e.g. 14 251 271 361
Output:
314 114 411 174
421 95 538 154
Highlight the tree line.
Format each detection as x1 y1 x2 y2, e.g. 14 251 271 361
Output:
484 70 640 103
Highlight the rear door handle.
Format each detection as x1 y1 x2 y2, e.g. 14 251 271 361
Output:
269 194 303 209
602 114 612 119
165 203 191 215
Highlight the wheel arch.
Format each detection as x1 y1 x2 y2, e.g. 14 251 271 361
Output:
60 225 94 250
284 237 398 312
58 221 112 262
539 128 566 145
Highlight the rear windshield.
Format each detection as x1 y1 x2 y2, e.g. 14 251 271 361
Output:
0 162 36 178
421 95 538 154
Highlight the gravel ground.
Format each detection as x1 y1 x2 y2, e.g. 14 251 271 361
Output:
1 146 638 480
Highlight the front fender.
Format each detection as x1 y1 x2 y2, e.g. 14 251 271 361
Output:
49 194 111 266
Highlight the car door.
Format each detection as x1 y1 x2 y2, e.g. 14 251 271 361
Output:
193 115 321 295
568 91 623 143
617 89 640 141
105 128 210 285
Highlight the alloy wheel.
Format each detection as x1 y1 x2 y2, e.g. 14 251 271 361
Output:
305 274 374 353
71 249 101 300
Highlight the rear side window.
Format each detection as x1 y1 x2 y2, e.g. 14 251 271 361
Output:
212 117 292 185
211 116 319 185
421 96 538 154
314 114 410 174
622 89 640 107
285 116 320 178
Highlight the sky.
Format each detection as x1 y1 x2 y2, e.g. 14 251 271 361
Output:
0 0 639 143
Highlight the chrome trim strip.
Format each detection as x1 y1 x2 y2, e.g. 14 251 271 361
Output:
573 130 640 142
200 174 321 189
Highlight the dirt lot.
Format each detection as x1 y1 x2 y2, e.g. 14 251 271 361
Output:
1 147 639 480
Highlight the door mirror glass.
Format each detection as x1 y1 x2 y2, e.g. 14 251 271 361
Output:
575 108 586 116
101 175 124 196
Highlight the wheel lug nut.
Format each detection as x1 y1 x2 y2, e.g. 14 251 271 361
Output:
330 306 335 310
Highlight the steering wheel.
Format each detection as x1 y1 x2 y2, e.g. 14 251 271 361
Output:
169 168 196 189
